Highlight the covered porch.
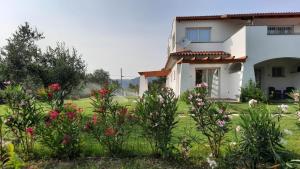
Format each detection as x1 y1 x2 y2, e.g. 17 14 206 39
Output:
254 58 300 100
138 69 170 97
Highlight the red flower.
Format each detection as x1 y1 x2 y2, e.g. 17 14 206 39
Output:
49 110 59 120
47 92 53 99
98 88 109 97
92 113 97 125
26 127 34 136
84 121 91 130
119 108 128 116
104 127 117 137
49 83 61 92
62 134 71 145
66 112 76 120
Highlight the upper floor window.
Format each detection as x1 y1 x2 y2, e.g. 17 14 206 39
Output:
186 27 211 42
272 67 285 77
267 26 294 35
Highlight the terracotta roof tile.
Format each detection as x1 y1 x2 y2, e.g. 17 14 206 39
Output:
170 51 230 56
176 12 300 21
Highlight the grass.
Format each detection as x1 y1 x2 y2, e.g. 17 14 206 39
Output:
1 97 300 168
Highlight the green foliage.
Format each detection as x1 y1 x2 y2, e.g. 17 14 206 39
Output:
0 22 44 85
86 69 110 86
1 85 42 159
87 84 135 155
37 84 83 159
135 87 178 158
0 116 25 169
35 42 86 102
0 23 86 100
240 80 267 102
187 83 230 158
4 143 26 169
238 105 283 168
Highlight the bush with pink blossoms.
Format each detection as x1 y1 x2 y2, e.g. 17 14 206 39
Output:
37 83 83 159
187 82 230 158
1 84 42 160
86 84 135 155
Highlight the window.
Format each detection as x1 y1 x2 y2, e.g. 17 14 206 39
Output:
272 67 284 77
267 26 294 35
297 66 300 72
186 28 211 42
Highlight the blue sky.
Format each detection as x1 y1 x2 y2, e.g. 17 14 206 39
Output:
1 0 300 79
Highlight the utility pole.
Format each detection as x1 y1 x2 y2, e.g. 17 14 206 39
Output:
120 68 123 96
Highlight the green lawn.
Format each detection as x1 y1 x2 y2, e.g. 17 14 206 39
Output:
1 97 300 168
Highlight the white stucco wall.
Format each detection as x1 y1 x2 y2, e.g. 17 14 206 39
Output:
139 75 148 97
243 26 300 86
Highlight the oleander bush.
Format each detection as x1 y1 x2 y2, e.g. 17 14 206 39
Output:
86 84 135 155
37 83 83 159
1 84 42 159
135 87 178 158
224 104 285 169
186 82 230 158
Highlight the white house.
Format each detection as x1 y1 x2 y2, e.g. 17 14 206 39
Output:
138 12 300 101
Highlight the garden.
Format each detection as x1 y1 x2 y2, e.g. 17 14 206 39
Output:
0 23 300 169
0 82 299 169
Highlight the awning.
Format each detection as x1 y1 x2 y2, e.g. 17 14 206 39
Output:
138 69 170 77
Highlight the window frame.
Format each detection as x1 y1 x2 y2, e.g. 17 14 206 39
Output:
272 67 285 77
185 27 211 43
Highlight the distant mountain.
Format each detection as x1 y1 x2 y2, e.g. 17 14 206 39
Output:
115 77 157 88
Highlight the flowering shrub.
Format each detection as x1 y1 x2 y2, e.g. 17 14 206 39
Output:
37 83 83 159
86 85 134 155
187 83 230 158
1 85 42 159
37 83 64 109
135 87 178 158
238 105 283 168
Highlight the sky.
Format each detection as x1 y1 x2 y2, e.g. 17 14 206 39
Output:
1 0 300 79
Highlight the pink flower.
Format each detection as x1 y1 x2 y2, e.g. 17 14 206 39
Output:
66 112 76 120
98 88 109 97
49 110 59 120
26 127 34 136
62 135 71 145
48 83 61 92
216 120 226 127
104 127 117 137
196 82 208 88
92 113 97 125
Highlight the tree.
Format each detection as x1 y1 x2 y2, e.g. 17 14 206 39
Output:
34 42 86 103
149 77 166 90
0 22 44 85
87 69 110 85
128 83 139 92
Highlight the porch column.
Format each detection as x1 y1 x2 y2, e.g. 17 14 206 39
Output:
179 63 192 95
139 75 148 97
241 62 256 87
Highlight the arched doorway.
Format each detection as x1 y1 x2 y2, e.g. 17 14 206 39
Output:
254 58 300 99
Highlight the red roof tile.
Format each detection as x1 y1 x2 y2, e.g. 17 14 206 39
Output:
176 12 300 21
177 56 247 64
170 51 230 56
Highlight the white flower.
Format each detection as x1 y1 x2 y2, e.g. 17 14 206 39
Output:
206 156 218 169
283 129 293 135
279 138 287 145
235 125 241 132
248 99 258 107
229 142 237 146
296 111 300 118
278 104 288 113
3 81 11 85
216 120 225 127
